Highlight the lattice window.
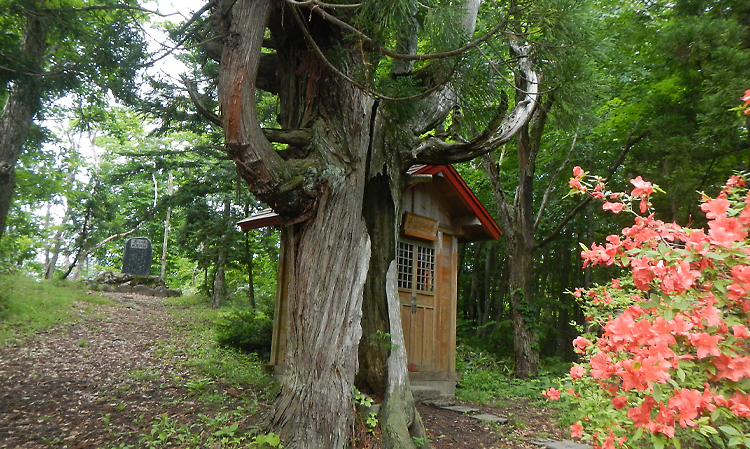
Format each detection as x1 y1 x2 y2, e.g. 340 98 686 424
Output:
397 240 435 293
416 245 435 292
397 241 414 289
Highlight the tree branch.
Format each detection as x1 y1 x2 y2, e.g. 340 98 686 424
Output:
286 0 361 9
182 52 308 148
181 75 222 127
288 6 450 102
217 0 316 219
82 221 149 260
534 129 578 231
61 212 153 280
174 0 219 36
262 128 313 147
412 39 539 164
288 0 513 62
534 125 649 251
43 4 164 15
481 152 514 237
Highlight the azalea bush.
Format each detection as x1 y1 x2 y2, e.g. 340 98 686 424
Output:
731 90 750 116
544 168 750 449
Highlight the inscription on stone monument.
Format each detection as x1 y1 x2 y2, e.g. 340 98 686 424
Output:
121 237 152 276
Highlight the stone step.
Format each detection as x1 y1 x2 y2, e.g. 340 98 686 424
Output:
411 385 446 401
533 440 592 449
439 405 479 414
471 413 508 424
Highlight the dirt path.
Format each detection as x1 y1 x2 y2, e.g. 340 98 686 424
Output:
0 293 566 448
0 294 198 448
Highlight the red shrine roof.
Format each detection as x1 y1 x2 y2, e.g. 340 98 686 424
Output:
237 165 501 241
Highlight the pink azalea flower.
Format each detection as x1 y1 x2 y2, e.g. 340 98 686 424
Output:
570 365 586 379
630 176 654 198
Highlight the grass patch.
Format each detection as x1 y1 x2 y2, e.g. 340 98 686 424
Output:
0 273 112 345
455 345 569 405
161 294 278 401
130 410 281 449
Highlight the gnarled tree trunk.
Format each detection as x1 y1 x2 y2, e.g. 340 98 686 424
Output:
209 0 539 446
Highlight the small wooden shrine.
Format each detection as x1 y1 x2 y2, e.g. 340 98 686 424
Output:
238 165 500 396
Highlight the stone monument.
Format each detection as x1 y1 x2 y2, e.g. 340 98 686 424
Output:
121 237 152 276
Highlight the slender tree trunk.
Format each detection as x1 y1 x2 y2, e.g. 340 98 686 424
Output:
0 4 47 239
244 202 256 308
245 232 256 308
70 252 87 281
42 203 52 273
380 261 429 449
480 244 493 332
506 235 539 377
481 90 552 378
62 199 92 280
212 252 226 308
212 198 231 308
193 242 204 286
160 171 173 280
46 172 75 279
469 243 481 324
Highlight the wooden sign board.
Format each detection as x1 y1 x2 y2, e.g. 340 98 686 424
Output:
402 213 439 241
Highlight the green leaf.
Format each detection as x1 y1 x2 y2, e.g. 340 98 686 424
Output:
652 383 663 402
651 433 666 449
706 251 727 261
720 426 741 437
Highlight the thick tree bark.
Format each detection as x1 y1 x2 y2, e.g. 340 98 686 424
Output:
271 184 370 448
216 2 374 446
0 4 47 240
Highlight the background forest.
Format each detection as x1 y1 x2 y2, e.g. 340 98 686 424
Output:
1 0 749 370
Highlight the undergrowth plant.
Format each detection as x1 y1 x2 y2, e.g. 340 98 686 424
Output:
137 412 281 448
214 307 273 358
457 345 567 404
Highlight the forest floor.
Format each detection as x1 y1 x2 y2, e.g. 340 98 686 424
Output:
0 292 568 449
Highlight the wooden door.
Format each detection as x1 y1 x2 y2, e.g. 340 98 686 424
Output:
397 240 437 371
